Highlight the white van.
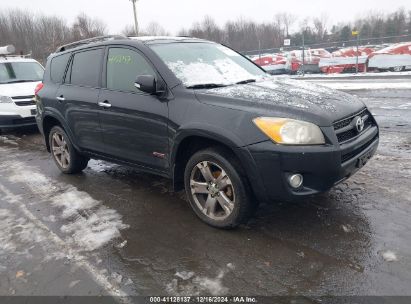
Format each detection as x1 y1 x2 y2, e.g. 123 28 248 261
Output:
0 48 44 129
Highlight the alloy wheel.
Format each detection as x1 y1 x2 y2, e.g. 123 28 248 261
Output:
51 132 70 169
189 161 235 220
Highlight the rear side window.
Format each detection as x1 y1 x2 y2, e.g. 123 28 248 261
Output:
50 53 71 83
70 49 103 87
106 47 156 92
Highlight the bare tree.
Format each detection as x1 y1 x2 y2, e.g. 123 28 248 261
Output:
1 6 410 63
408 10 411 34
0 9 108 63
281 13 297 37
178 28 189 37
4 9 36 55
273 13 296 37
122 24 136 37
123 22 170 37
36 16 70 55
313 13 328 41
71 13 107 40
187 16 224 43
142 22 169 36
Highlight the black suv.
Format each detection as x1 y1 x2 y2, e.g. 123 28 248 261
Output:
36 36 379 228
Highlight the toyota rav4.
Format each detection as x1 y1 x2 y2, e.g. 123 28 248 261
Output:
36 36 379 228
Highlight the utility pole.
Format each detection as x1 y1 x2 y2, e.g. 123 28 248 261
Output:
130 0 139 36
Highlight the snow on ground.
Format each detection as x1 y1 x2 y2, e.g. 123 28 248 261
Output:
0 205 49 257
309 81 411 90
167 269 229 296
0 150 132 298
166 263 234 296
382 251 398 262
341 224 353 233
4 160 129 252
378 102 411 110
290 70 411 79
175 271 195 281
42 214 56 222
0 136 19 146
0 183 130 298
53 188 129 251
193 272 229 296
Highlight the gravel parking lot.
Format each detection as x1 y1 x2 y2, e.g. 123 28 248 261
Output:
0 86 410 301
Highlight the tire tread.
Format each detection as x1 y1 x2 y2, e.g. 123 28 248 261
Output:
184 146 255 229
49 126 89 174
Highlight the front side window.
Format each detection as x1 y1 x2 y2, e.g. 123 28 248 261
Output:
0 61 44 84
70 49 103 87
106 48 156 92
150 42 266 88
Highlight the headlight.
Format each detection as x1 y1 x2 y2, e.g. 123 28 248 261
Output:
253 117 325 145
0 95 13 103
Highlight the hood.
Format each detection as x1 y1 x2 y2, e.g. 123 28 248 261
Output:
194 78 365 126
0 81 41 97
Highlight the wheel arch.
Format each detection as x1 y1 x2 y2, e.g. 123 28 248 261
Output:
42 112 77 153
171 130 248 192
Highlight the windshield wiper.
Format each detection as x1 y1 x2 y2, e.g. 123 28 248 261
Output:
186 83 228 89
4 79 39 84
235 79 257 85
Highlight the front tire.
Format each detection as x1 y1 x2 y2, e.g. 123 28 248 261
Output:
49 126 89 174
184 147 254 229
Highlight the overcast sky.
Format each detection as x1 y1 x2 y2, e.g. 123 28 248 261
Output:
3 0 411 34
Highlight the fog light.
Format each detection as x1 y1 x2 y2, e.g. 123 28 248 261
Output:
289 174 303 189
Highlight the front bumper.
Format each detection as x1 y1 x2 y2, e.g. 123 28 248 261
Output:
0 114 37 128
0 102 37 129
241 125 379 202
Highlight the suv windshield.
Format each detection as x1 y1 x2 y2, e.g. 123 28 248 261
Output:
0 61 44 84
150 42 267 88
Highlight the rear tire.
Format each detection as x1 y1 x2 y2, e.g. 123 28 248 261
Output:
49 126 89 174
184 147 254 229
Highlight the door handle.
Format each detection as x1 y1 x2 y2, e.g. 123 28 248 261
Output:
56 96 65 102
98 101 112 108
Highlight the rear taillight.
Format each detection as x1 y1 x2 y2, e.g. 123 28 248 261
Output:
35 82 44 95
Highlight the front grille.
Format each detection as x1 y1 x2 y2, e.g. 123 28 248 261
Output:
333 108 375 144
341 135 378 163
337 129 357 142
334 118 352 130
12 95 35 106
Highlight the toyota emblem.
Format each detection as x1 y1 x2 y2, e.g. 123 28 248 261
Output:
355 116 365 133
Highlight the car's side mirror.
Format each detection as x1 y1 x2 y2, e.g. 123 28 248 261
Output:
135 75 157 95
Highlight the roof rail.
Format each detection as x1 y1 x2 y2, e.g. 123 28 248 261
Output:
0 53 32 59
56 35 127 52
